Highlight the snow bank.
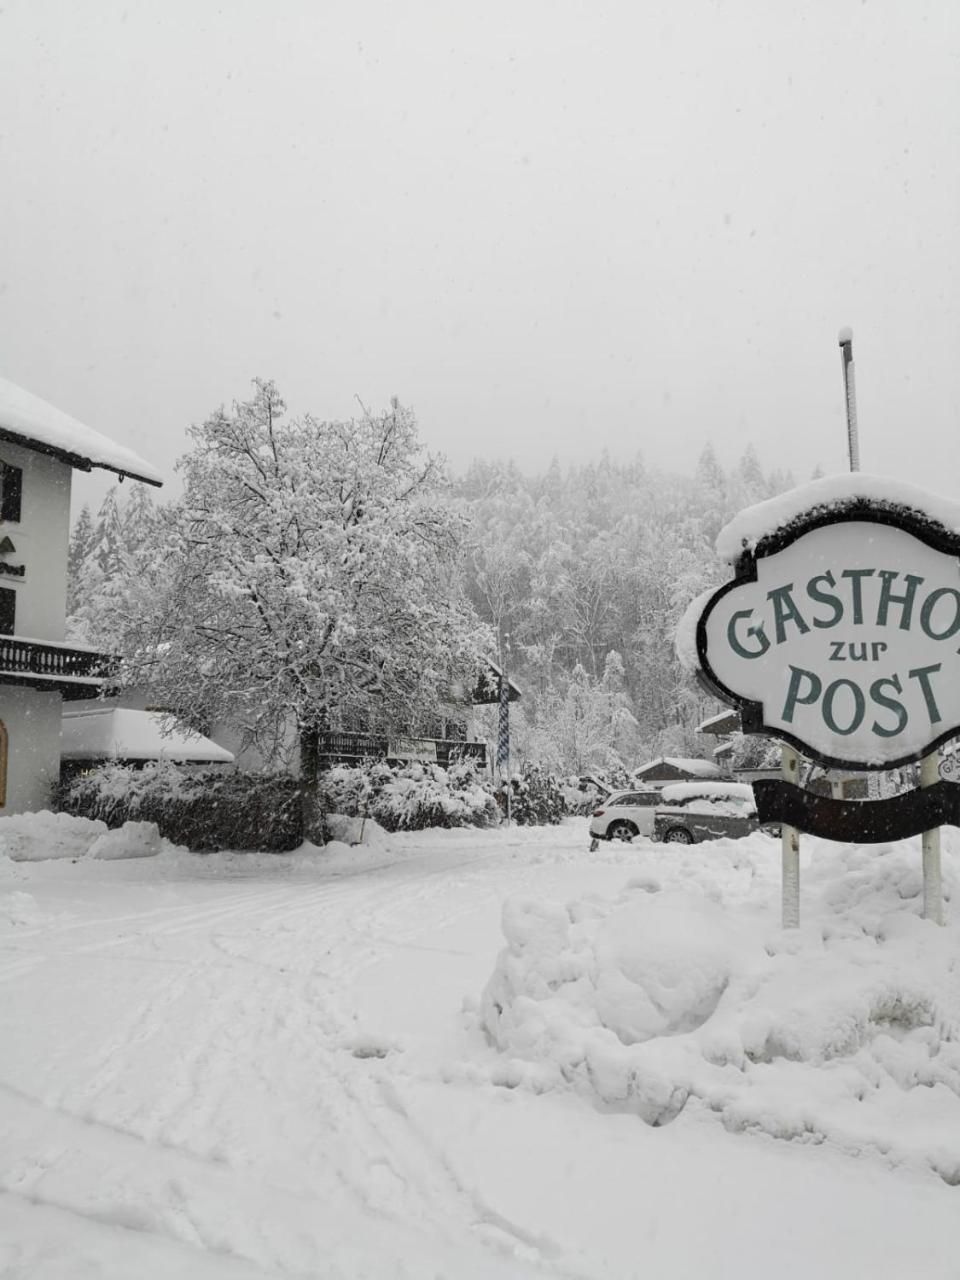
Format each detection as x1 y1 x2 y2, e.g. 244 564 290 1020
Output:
715 472 960 565
0 811 165 861
88 821 165 860
480 832 960 1180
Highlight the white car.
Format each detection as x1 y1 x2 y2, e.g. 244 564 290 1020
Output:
589 789 661 846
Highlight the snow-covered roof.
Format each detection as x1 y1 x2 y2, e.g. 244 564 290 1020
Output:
473 658 522 703
633 757 724 779
716 473 960 565
0 375 162 486
696 709 740 735
61 708 233 763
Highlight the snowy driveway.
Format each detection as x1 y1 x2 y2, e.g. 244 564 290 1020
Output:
2 822 958 1278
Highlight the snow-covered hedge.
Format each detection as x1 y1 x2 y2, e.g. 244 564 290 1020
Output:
56 763 302 852
508 765 565 826
319 760 498 832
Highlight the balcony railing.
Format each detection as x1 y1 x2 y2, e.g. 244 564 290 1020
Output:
0 636 115 698
318 731 487 770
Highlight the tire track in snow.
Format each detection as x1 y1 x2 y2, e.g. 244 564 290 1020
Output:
2 843 579 1275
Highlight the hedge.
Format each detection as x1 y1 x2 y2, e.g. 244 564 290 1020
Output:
56 763 303 852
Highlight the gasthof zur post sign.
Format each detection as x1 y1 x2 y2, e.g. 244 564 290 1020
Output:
693 482 960 773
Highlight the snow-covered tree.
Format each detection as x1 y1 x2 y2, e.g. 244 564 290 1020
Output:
103 381 490 836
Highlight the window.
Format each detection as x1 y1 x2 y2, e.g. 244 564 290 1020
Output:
0 587 15 635
0 462 22 523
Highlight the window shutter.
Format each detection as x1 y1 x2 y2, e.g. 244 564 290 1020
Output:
0 587 15 635
1 465 22 523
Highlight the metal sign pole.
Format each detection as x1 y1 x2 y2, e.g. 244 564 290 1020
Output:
920 751 944 924
838 328 860 473
497 633 511 825
781 744 800 928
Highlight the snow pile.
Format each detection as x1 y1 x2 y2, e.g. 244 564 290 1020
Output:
480 833 960 1180
0 810 165 861
715 473 960 565
88 821 165 860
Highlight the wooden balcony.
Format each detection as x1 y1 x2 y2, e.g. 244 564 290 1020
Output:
0 635 115 700
318 731 487 770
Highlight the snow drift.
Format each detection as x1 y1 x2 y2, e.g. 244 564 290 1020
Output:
480 831 960 1181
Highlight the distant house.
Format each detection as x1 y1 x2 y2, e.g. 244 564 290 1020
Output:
632 756 726 787
210 658 522 774
60 707 234 783
0 375 160 813
301 660 521 772
696 708 868 795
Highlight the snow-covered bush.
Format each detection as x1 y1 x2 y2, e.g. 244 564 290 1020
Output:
509 765 564 826
56 763 302 851
319 759 497 832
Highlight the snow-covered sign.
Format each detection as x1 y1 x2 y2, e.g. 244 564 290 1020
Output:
686 477 960 771
387 737 439 763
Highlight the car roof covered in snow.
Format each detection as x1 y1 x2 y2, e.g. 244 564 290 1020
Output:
0 374 162 486
659 781 756 805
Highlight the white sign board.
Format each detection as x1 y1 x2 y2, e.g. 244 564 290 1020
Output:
699 520 960 769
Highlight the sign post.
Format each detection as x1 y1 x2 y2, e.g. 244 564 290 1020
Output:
921 750 944 924
780 744 800 929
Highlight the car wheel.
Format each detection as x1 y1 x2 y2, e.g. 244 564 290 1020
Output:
607 820 638 842
663 827 694 845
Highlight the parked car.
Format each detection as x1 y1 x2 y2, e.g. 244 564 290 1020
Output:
652 782 761 844
589 789 661 847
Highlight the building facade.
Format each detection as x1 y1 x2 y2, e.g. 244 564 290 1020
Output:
0 376 160 813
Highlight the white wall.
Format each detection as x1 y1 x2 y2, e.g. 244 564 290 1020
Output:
0 686 62 814
0 439 72 641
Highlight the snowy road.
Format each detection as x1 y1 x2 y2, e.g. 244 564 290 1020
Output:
2 822 959 1278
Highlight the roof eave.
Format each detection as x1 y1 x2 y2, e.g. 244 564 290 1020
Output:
0 425 163 488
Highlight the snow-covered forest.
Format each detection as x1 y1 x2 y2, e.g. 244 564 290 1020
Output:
66 383 805 777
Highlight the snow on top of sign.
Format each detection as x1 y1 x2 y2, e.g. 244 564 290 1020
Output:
675 586 717 673
838 326 853 344
716 473 960 565
0 374 162 485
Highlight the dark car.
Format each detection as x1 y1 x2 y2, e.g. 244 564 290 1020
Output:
652 782 761 845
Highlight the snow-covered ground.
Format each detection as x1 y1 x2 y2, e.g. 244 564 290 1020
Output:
2 815 960 1278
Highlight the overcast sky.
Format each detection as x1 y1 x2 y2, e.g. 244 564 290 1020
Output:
1 1 958 516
